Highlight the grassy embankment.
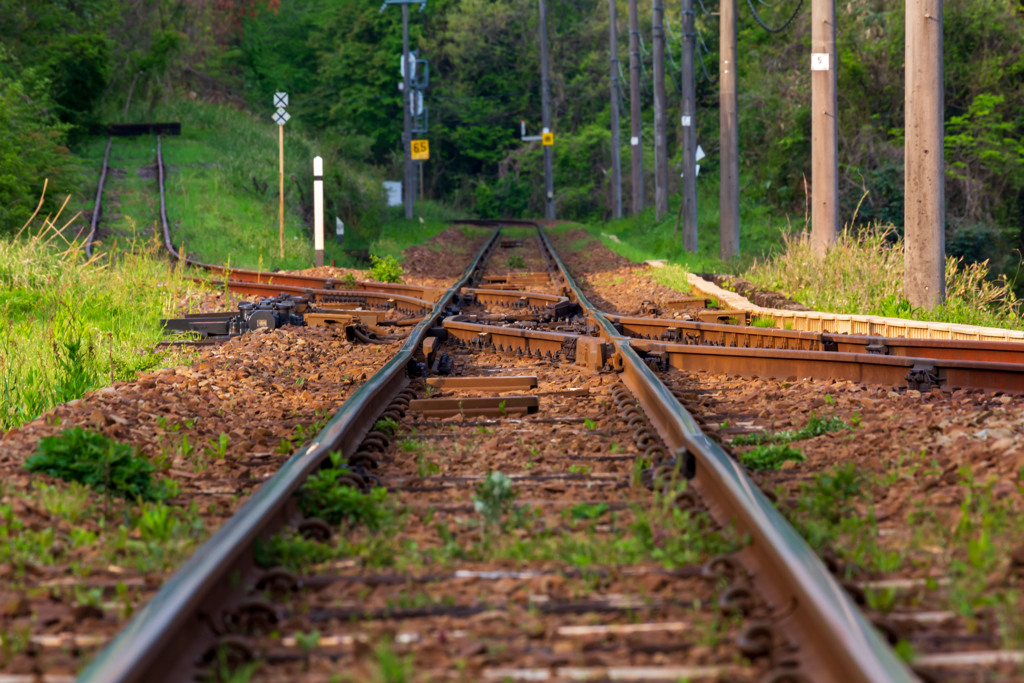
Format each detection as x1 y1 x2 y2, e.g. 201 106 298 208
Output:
584 180 1024 330
79 99 464 271
0 220 196 432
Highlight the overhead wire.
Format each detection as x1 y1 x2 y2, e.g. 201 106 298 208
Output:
745 0 805 33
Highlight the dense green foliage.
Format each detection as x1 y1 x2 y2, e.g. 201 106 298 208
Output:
25 427 171 501
0 0 1021 282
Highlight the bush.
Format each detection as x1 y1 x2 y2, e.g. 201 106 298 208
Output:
367 254 404 283
25 427 171 501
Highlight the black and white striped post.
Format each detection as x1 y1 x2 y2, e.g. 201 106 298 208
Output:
313 156 324 268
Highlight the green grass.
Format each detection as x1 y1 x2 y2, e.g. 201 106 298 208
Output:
580 174 801 275
0 228 197 430
744 227 1024 330
75 99 474 272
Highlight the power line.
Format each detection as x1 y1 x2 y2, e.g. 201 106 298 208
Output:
745 0 805 33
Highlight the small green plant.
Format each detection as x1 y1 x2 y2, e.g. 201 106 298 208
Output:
340 272 358 289
373 638 413 683
569 502 608 520
254 529 333 570
733 412 854 446
299 456 394 529
367 254 404 283
473 471 518 527
374 416 400 436
583 417 596 430
738 444 805 470
505 254 526 269
24 427 172 501
416 453 441 477
751 316 776 328
568 463 592 476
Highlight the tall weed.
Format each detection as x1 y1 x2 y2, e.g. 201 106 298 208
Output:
744 227 1024 329
0 216 195 431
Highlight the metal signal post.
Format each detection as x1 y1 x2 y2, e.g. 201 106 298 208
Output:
382 0 427 220
538 0 555 220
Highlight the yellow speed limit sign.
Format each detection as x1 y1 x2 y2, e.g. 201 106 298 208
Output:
542 132 554 146
411 139 430 161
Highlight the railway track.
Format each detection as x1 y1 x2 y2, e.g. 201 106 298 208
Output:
66 226 921 683
56 136 1024 682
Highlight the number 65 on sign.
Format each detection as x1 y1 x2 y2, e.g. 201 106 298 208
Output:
411 139 429 161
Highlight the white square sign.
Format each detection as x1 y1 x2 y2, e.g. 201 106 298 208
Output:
811 54 830 71
274 92 289 107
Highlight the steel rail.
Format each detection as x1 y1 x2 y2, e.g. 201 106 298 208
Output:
190 267 447 303
77 229 500 683
188 277 436 314
84 136 113 259
633 339 1024 393
535 226 916 683
604 312 1024 365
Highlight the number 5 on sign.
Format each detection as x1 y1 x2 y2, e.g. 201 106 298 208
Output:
411 139 429 161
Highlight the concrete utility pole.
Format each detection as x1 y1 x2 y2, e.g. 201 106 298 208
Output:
904 0 945 308
719 0 739 259
680 0 698 251
652 0 669 220
538 0 555 220
402 4 415 220
810 0 838 257
628 0 644 213
609 0 623 218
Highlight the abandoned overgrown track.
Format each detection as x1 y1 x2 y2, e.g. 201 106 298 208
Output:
75 225 923 683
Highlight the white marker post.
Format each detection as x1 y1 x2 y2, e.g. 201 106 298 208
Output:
313 156 324 267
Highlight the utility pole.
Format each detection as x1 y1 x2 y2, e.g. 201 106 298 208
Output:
810 0 838 257
402 3 415 220
719 0 739 259
652 0 669 220
680 0 698 251
628 0 644 213
538 0 555 220
904 0 945 308
608 0 623 218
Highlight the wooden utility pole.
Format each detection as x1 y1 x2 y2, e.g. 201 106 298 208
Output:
904 0 945 308
680 0 697 251
539 0 555 219
810 0 838 257
609 0 623 218
402 4 415 220
628 0 644 213
719 0 739 259
652 0 669 220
